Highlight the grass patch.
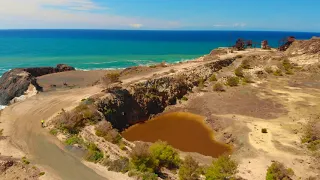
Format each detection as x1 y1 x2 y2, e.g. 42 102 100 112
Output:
226 77 240 87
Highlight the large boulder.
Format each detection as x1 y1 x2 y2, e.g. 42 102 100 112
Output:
0 64 75 105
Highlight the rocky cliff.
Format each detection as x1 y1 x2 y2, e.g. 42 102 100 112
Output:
0 64 75 105
95 58 235 130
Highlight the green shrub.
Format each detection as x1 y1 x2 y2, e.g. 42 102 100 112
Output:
227 77 240 87
178 155 200 180
128 171 158 180
39 172 45 176
149 141 180 169
105 72 120 83
106 157 130 173
65 135 84 145
95 121 122 144
240 59 251 69
130 143 159 173
266 161 294 180
0 129 3 136
181 96 188 101
234 67 244 77
85 143 104 163
261 128 268 133
213 82 225 92
273 69 283 76
209 74 217 82
49 129 58 136
205 155 238 180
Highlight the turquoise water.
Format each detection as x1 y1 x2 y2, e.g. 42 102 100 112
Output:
0 30 319 76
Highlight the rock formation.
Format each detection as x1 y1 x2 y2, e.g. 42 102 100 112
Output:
0 64 75 105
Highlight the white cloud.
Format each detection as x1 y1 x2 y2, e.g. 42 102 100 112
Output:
129 24 143 28
233 23 246 27
0 0 180 29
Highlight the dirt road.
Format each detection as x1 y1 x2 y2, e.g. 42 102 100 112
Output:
1 86 106 180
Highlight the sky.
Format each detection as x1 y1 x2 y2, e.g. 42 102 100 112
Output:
0 0 319 32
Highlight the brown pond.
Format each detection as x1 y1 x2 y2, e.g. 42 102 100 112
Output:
122 112 231 157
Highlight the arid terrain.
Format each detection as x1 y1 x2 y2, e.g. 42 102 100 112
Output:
0 38 319 180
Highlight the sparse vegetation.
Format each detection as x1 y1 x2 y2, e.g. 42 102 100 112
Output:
264 66 273 74
55 104 101 134
266 161 294 180
243 74 254 83
39 172 45 176
273 69 283 76
209 74 217 82
85 143 104 163
49 128 58 136
22 157 30 165
301 115 320 151
0 128 3 136
178 155 201 180
169 69 176 73
105 157 130 173
105 72 120 83
240 59 251 69
235 54 243 59
235 67 244 77
181 96 188 101
227 77 240 87
65 135 84 145
130 143 158 173
95 121 122 144
198 77 205 89
213 82 225 92
205 155 238 180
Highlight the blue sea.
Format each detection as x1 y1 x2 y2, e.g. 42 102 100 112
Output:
0 30 320 76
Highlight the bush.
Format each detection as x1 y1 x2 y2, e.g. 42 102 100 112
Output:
264 67 273 74
65 135 84 145
266 161 294 180
85 143 104 163
169 69 176 73
56 105 101 134
198 78 205 89
205 155 238 180
49 129 58 136
235 54 243 59
273 69 283 76
39 172 45 176
301 115 320 151
234 67 244 77
261 128 268 133
22 157 30 165
149 141 180 169
0 129 3 136
181 96 188 101
178 155 201 180
106 157 130 173
128 170 158 180
213 82 225 92
130 143 159 173
209 74 217 82
227 77 240 87
240 59 251 69
105 72 120 83
95 121 122 144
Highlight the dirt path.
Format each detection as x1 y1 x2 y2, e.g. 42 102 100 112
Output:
1 86 107 180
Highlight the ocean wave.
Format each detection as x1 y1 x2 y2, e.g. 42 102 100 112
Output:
82 61 119 65
75 67 125 71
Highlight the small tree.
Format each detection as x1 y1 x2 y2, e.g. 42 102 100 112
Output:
130 143 159 173
266 161 294 180
205 155 238 180
149 141 180 169
179 155 201 180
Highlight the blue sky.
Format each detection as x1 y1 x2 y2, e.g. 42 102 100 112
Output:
0 0 319 32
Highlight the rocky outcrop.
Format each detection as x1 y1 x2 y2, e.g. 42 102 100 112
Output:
286 37 320 55
0 64 75 105
96 58 235 130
